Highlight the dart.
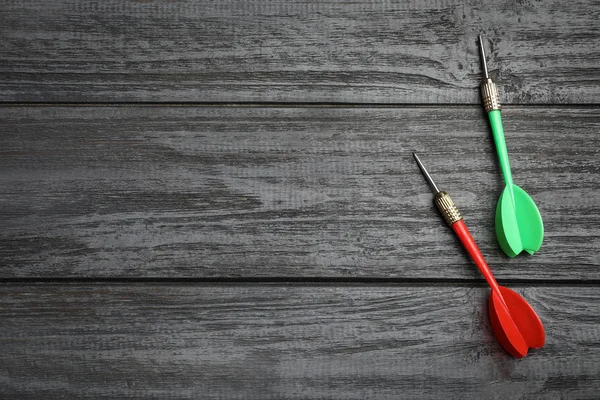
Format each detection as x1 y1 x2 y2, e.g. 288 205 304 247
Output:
478 34 544 257
413 153 545 358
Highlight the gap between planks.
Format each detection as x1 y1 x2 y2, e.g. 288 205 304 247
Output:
1 277 599 287
1 102 600 109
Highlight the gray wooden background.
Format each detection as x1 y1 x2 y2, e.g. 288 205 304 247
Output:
1 0 599 398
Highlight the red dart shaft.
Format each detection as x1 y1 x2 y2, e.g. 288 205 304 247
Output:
432 190 504 297
435 191 512 313
451 219 501 294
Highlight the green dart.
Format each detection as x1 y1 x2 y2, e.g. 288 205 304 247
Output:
478 34 544 258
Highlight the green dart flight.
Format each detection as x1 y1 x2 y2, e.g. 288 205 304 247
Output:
478 35 544 258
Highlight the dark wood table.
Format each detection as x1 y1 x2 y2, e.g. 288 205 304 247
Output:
1 1 599 398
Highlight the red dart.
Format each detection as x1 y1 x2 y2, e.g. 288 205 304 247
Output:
413 153 545 358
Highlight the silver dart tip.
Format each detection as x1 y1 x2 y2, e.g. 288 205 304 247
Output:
478 34 489 80
413 152 440 194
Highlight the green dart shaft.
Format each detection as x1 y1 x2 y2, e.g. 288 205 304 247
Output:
478 35 515 207
489 111 514 206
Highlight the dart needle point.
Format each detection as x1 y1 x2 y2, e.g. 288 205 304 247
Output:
478 34 489 79
413 152 440 194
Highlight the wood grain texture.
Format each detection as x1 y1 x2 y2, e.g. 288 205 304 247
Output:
1 0 599 103
0 284 598 399
1 106 599 279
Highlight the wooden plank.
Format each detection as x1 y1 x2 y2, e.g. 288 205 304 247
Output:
1 106 599 279
0 284 598 399
1 0 599 103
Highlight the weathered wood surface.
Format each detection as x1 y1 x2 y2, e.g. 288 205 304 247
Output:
2 0 600 397
1 106 599 279
0 285 598 399
1 0 599 103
